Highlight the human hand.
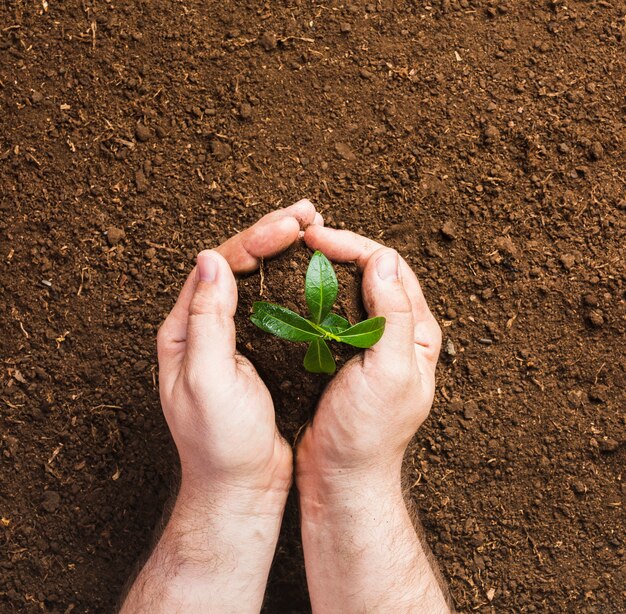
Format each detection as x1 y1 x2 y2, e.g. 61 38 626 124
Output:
296 226 441 494
123 203 324 613
157 200 322 506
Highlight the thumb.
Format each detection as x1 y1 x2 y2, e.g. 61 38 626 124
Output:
361 248 416 371
185 250 238 374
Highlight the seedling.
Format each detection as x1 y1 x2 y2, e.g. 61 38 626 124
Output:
250 251 386 374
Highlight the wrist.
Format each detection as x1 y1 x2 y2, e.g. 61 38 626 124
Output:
177 473 290 521
297 460 404 524
177 440 293 518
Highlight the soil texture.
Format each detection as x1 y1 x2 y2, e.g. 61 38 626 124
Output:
1 1 625 612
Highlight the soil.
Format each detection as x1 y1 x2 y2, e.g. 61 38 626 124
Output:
1 1 625 613
237 246 365 612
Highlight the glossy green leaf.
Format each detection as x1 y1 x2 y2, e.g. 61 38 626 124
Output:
320 312 350 335
305 251 338 323
336 317 386 348
303 339 336 374
251 302 323 342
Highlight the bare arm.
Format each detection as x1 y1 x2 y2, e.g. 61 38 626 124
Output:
299 472 449 613
297 226 452 613
121 484 288 613
120 201 322 612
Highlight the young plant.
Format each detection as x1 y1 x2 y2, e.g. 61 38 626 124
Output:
250 251 386 374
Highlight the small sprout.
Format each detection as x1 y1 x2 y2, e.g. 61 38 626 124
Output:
250 251 386 374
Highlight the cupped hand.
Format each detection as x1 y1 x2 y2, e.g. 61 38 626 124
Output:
296 226 441 491
157 200 322 502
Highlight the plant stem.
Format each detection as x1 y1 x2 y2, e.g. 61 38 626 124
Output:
309 321 341 342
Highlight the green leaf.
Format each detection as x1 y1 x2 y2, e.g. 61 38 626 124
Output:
305 251 338 323
336 317 386 348
303 339 336 374
251 302 323 342
320 312 350 335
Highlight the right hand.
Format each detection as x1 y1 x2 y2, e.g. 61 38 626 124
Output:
296 226 442 492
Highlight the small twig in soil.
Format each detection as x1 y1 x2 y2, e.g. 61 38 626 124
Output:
91 20 96 49
594 363 606 384
259 257 265 296
77 266 88 296
144 240 178 253
17 320 29 338
292 419 310 448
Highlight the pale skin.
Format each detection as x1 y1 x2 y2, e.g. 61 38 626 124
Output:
120 200 451 613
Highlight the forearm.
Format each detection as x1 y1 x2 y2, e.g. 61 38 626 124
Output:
299 469 450 614
121 482 288 613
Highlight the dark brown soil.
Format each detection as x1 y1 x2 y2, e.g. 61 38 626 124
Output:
237 246 364 613
1 1 625 612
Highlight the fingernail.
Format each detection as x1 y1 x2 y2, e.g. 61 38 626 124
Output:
376 251 399 281
197 252 218 282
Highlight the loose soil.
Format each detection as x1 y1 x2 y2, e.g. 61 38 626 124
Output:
237 246 364 612
1 1 625 612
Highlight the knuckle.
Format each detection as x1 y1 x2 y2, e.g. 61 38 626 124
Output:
156 320 170 350
188 289 217 317
426 317 443 362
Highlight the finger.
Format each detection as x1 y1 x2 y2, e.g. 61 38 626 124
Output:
299 211 324 238
360 248 416 372
304 225 438 347
184 250 238 378
259 198 318 227
218 198 317 272
159 201 318 350
218 216 301 272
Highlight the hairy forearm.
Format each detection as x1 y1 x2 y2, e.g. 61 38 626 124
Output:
299 470 451 614
120 483 288 613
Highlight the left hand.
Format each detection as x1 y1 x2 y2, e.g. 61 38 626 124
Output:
157 200 322 504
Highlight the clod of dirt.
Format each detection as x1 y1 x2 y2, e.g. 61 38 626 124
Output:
567 390 586 407
135 123 152 142
560 253 576 270
335 142 356 161
598 438 619 453
210 140 232 161
440 220 457 240
585 310 604 328
340 22 352 33
483 124 501 142
582 293 599 307
588 141 604 161
3 435 18 456
589 385 608 403
135 168 149 193
41 491 61 513
30 91 44 104
106 226 126 246
494 236 519 259
463 401 478 420
239 102 252 119
259 31 278 51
